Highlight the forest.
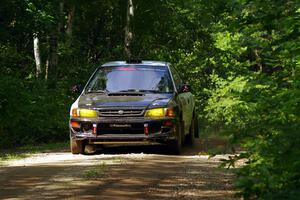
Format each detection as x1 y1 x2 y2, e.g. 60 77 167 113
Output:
1 0 300 199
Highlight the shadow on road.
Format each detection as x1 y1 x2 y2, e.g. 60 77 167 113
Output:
0 139 236 200
94 138 232 156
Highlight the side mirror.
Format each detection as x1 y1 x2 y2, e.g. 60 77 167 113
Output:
178 84 191 93
71 84 83 94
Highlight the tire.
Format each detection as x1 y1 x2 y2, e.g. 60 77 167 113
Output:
167 122 183 155
70 137 84 154
84 144 97 155
186 115 197 145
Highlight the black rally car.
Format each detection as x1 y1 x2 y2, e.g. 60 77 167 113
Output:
69 60 198 154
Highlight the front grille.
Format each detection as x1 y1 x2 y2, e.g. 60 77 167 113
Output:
96 107 145 117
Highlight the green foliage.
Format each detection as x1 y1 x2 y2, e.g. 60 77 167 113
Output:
203 0 300 199
0 76 72 148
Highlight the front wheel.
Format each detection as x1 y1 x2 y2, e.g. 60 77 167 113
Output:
167 123 183 155
84 144 97 155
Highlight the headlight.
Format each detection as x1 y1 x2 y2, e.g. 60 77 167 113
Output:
72 108 98 118
145 108 175 117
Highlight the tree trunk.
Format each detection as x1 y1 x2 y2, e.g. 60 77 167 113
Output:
46 2 64 81
45 59 49 80
66 5 75 45
47 34 58 81
124 0 134 59
33 33 42 78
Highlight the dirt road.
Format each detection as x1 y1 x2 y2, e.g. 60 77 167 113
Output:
0 140 236 200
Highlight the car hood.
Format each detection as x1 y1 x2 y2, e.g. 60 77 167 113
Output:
78 93 173 108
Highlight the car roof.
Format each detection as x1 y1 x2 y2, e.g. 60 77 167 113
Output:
101 60 169 67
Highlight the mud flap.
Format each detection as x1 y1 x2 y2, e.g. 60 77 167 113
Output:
70 137 85 154
167 122 183 155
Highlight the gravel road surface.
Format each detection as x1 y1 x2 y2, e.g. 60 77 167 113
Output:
0 140 236 200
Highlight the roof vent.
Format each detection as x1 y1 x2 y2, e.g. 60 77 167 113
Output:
126 59 142 64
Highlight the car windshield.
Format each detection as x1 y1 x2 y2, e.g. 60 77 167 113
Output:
85 66 174 93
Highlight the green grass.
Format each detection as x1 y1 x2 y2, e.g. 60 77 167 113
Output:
0 141 68 162
84 162 109 179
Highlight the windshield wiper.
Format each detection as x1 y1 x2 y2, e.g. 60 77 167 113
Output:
117 89 141 92
85 89 109 94
139 89 161 93
116 89 161 93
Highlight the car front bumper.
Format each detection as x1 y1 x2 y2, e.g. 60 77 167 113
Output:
69 117 178 145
